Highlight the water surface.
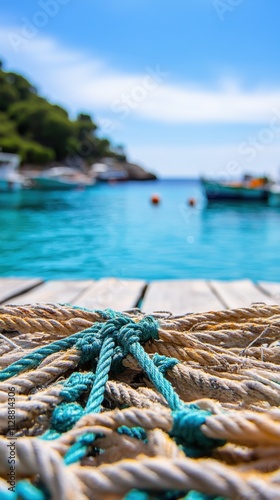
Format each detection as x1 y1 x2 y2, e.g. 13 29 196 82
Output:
0 179 279 281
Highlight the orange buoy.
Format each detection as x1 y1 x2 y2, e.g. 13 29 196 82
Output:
151 193 161 204
188 197 196 207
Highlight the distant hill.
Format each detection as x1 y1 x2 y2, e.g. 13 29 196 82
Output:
0 60 156 180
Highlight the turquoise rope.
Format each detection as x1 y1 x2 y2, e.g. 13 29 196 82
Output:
0 323 102 382
16 481 46 500
42 372 96 440
2 310 227 500
184 493 225 500
62 316 223 466
171 409 225 453
0 490 16 500
62 316 160 464
43 402 84 440
64 432 95 465
60 372 96 402
129 342 182 411
85 334 115 413
152 353 179 375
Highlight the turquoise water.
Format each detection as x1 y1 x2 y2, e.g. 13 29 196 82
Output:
0 179 279 281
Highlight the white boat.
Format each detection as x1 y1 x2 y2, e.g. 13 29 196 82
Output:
29 167 95 190
90 160 129 182
0 153 25 192
268 184 280 206
0 153 29 207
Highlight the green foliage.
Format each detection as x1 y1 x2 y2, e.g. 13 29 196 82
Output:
9 101 74 159
0 64 127 165
0 84 20 111
75 113 97 142
0 135 54 164
22 141 55 164
5 71 37 99
0 113 17 136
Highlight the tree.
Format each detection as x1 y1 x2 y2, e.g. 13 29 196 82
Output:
0 64 126 165
9 101 74 159
0 85 20 111
0 135 54 164
5 72 37 99
75 113 97 140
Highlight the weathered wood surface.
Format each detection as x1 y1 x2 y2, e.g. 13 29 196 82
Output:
142 279 224 315
6 280 93 305
210 279 276 309
0 277 43 304
258 282 280 303
74 278 147 311
1 277 280 313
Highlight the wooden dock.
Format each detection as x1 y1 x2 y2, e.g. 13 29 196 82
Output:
0 277 279 314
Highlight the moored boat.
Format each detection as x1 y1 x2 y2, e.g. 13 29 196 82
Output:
268 184 280 206
28 167 95 191
0 153 30 207
0 153 26 192
201 175 270 202
90 161 129 182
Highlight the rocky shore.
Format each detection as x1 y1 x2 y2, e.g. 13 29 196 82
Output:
89 157 157 181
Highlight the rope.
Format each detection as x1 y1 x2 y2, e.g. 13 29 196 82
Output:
0 303 279 499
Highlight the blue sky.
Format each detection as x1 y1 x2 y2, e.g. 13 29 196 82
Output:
1 0 280 177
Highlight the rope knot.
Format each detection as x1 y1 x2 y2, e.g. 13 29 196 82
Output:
100 317 131 339
60 372 95 402
137 316 159 343
153 353 179 374
50 402 84 433
117 316 158 355
171 408 225 455
76 334 101 364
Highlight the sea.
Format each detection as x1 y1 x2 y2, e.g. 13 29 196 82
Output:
0 179 279 282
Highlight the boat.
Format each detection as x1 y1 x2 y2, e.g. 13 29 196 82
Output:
96 170 128 182
0 153 26 192
90 160 129 182
201 175 270 202
268 184 280 206
28 167 95 190
0 153 30 208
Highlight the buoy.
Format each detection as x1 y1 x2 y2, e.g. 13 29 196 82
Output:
188 197 196 207
151 193 161 204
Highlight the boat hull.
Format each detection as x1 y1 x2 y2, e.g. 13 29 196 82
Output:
268 186 280 206
202 180 269 201
0 179 22 192
32 177 87 190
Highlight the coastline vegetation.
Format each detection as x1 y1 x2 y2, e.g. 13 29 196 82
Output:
0 60 126 167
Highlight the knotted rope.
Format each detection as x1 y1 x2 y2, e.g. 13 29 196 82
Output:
0 303 279 499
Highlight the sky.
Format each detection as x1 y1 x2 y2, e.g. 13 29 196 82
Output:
1 0 280 178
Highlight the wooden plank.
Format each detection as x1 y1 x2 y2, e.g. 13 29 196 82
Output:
7 280 93 305
0 277 43 304
141 280 224 315
74 278 146 311
257 282 280 304
210 279 276 309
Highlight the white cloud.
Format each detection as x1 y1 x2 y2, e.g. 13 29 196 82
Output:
1 26 280 125
2 26 280 177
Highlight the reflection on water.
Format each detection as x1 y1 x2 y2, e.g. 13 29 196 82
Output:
0 180 279 281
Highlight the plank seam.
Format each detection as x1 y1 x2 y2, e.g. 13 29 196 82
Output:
207 281 229 310
135 283 148 309
69 281 95 306
255 282 280 300
0 279 44 305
